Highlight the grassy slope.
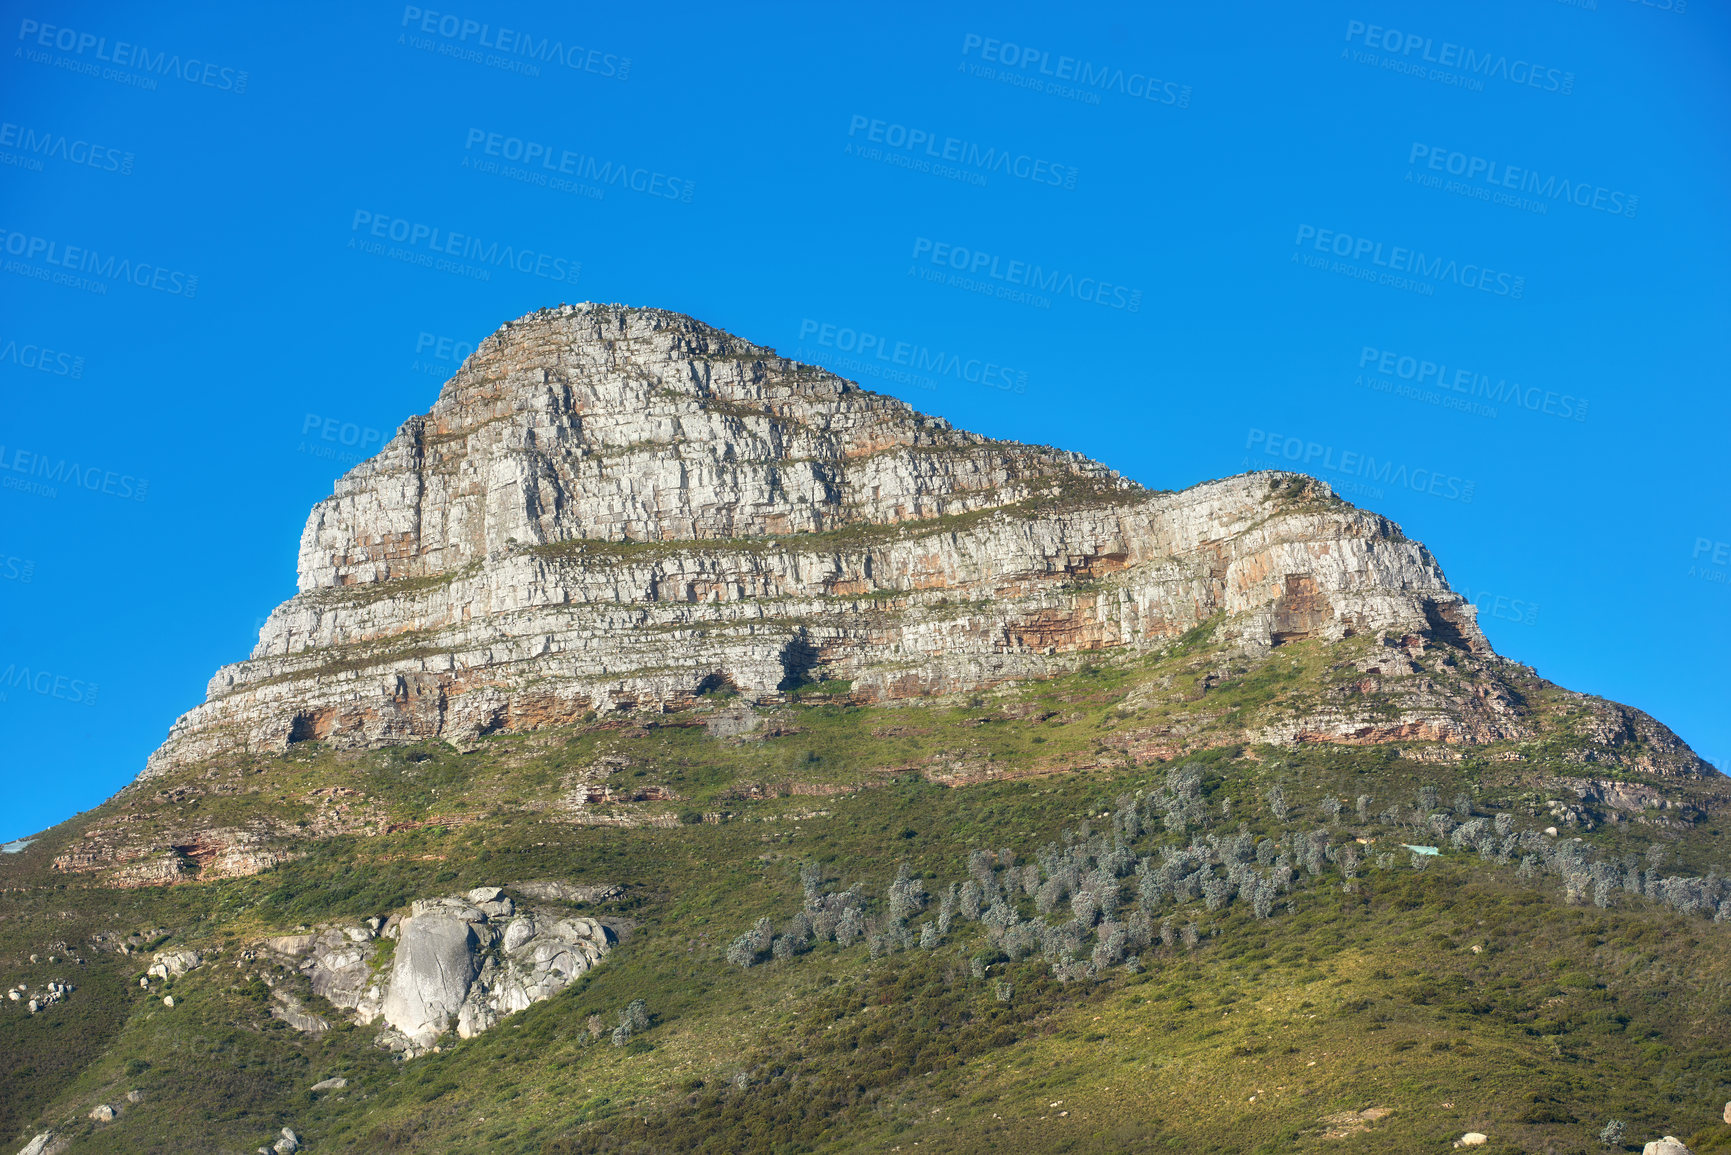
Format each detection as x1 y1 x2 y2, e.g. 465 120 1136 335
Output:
3 640 1730 1155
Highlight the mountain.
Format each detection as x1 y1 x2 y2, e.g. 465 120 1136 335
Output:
143 304 1697 780
3 305 1728 1155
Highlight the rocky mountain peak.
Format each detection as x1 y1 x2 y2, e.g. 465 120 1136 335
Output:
299 303 1119 592
129 306 1706 785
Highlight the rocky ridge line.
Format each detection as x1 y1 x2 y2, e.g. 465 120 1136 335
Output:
139 304 1531 779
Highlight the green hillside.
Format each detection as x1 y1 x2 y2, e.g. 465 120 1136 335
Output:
4 632 1730 1154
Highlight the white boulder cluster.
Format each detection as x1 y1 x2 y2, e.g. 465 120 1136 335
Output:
147 948 202 980
6 980 73 1013
257 885 613 1056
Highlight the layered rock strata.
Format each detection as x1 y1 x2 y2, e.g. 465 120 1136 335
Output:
141 304 1498 778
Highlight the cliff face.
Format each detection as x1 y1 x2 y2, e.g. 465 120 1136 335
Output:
139 305 1495 779
102 310 1506 784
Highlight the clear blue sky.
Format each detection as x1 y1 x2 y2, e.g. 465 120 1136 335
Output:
2 1 1726 843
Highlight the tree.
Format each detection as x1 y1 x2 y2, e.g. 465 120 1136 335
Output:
1416 786 1439 814
1597 1120 1624 1148
835 906 864 947
937 883 957 934
1250 876 1275 919
725 935 757 969
1201 874 1231 912
1136 861 1164 911
1355 794 1372 823
1593 876 1614 910
1180 922 1200 949
782 912 812 946
1320 796 1342 824
919 922 938 950
1339 845 1360 891
1267 784 1289 822
1452 793 1472 820
799 861 823 905
1093 923 1127 969
748 916 773 953
959 879 984 921
887 864 925 923
623 999 650 1032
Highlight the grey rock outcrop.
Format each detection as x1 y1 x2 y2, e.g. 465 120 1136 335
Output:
147 949 201 979
513 880 622 905
379 895 612 1053
1643 1139 1692 1155
139 305 1519 779
270 990 330 1034
259 889 611 1055
16 1133 66 1155
310 1077 347 1091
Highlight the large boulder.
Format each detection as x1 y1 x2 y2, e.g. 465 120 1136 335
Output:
379 901 488 1046
1642 1139 1691 1155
